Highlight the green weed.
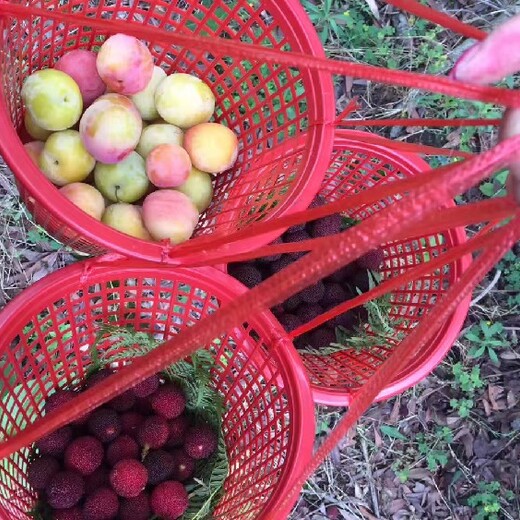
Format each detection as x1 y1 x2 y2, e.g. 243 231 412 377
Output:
449 362 485 418
464 321 509 365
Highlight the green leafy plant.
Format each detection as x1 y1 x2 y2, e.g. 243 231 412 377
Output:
467 481 503 520
417 426 453 472
449 362 485 418
498 250 520 308
464 321 508 365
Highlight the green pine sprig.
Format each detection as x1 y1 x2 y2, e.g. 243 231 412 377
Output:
300 270 404 356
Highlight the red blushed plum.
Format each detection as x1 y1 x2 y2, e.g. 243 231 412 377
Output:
146 144 191 188
79 94 142 164
142 190 199 244
96 34 154 95
183 122 238 175
55 50 106 106
24 140 45 164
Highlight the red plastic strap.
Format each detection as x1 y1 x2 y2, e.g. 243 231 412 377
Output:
290 202 517 337
273 219 520 517
0 3 519 107
383 0 487 41
339 118 502 128
185 196 517 268
329 133 473 158
0 134 518 459
173 158 465 259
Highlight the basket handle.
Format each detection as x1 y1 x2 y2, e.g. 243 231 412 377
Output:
0 132 518 459
0 3 518 108
288 205 516 338
181 196 516 269
274 216 519 518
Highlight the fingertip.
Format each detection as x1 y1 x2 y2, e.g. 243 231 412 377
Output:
449 43 482 83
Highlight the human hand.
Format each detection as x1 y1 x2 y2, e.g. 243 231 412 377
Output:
451 13 520 203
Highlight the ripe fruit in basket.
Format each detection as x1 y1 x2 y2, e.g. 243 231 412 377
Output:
228 195 387 351
135 123 184 159
39 130 95 186
60 183 105 220
146 143 191 188
24 111 52 141
23 140 44 164
22 69 83 131
175 167 214 212
102 203 151 240
184 122 238 174
142 190 199 244
79 93 142 164
96 33 154 95
130 65 167 121
55 49 106 107
154 72 215 129
94 151 150 203
150 480 189 520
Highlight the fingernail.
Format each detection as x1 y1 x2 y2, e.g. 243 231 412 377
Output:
450 43 481 82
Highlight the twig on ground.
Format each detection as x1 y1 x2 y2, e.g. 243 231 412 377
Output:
360 435 380 519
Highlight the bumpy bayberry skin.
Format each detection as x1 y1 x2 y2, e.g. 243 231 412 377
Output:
356 248 384 271
277 313 302 333
296 304 323 324
65 436 104 475
119 492 151 520
327 262 359 283
308 328 337 349
151 480 189 520
35 426 73 457
109 459 148 498
283 294 301 313
183 424 218 460
324 283 348 304
137 415 169 449
88 408 121 443
83 369 112 390
170 449 196 481
307 214 342 238
83 487 119 520
84 466 110 495
299 281 325 304
132 374 160 398
44 390 75 415
143 449 175 485
120 412 144 439
166 415 190 448
45 389 89 425
260 236 282 263
108 389 136 413
150 384 186 420
332 311 357 331
270 255 293 274
106 435 139 466
227 263 262 289
27 455 60 490
46 470 85 510
52 507 84 520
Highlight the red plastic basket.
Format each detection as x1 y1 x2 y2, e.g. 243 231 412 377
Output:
0 0 334 262
0 259 315 520
267 130 471 405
